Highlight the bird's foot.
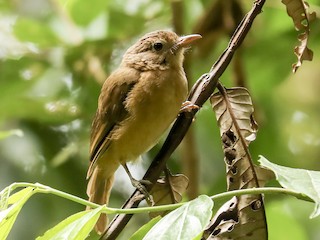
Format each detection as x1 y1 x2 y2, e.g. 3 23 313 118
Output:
122 163 154 205
130 178 154 205
180 100 200 113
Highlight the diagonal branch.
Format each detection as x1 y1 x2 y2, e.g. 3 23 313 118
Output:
101 1 266 239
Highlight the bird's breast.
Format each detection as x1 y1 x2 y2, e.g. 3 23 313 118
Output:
110 68 187 163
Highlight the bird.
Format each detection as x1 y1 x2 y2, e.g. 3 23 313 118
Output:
86 30 201 234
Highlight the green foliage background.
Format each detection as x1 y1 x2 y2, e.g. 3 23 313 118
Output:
0 0 320 239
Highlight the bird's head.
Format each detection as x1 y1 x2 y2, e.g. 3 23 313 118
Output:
122 30 201 71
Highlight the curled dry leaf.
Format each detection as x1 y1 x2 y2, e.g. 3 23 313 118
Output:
149 172 189 218
206 86 268 239
281 0 316 72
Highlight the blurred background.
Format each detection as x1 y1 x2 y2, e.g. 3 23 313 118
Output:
0 0 320 239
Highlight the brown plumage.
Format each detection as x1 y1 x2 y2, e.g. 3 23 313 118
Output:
86 30 201 234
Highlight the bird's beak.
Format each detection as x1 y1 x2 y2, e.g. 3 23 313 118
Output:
170 34 201 54
176 34 202 48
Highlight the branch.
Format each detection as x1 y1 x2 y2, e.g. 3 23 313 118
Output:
101 1 266 239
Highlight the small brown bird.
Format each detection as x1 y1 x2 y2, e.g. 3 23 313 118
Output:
86 30 201 234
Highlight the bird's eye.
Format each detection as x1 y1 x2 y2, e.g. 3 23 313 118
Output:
153 42 163 51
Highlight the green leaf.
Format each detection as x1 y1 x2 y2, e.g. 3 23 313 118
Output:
0 187 35 240
0 206 20 240
259 156 320 218
6 187 34 205
62 0 109 26
13 18 60 47
108 9 145 38
36 206 104 240
130 216 161 240
0 129 23 140
143 195 213 240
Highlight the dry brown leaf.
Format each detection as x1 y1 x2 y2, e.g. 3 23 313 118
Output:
203 197 238 239
207 86 268 239
212 87 257 152
281 0 316 72
149 172 189 218
204 196 266 240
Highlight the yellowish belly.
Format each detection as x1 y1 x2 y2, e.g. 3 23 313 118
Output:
109 69 187 163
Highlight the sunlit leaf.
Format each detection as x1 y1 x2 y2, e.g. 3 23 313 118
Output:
0 206 20 240
143 195 212 240
36 206 104 240
0 187 35 240
6 187 34 205
259 156 320 218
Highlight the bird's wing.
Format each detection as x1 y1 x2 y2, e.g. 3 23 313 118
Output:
87 68 139 178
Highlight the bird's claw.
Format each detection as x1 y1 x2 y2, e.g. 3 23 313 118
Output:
180 100 200 113
131 178 154 206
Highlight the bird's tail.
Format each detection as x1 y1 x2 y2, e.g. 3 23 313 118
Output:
86 167 114 234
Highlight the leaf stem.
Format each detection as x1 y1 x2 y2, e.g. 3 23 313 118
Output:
1 182 313 216
1 182 100 209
